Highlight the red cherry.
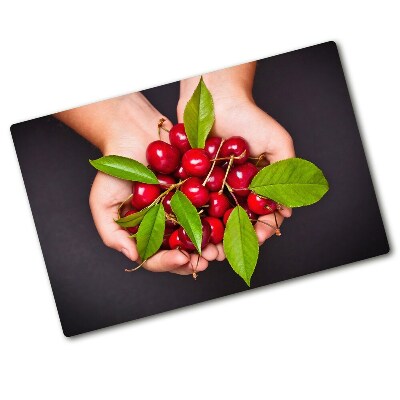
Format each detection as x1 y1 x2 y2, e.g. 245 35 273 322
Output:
208 192 230 218
204 166 225 192
165 219 178 230
181 177 209 207
223 204 258 225
203 216 224 244
146 140 180 174
226 162 259 197
181 148 211 177
156 173 176 189
132 182 160 210
241 203 258 222
169 123 191 154
162 191 174 214
174 164 189 180
123 210 139 234
220 136 250 165
161 226 175 249
247 193 277 215
223 208 234 225
204 137 223 160
178 219 211 251
169 229 182 249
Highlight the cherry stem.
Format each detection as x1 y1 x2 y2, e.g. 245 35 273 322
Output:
219 155 234 194
192 254 200 280
273 212 281 236
125 259 147 272
248 153 266 166
157 118 170 137
210 150 246 163
202 138 225 186
225 183 239 206
251 218 281 236
117 193 133 219
165 213 179 225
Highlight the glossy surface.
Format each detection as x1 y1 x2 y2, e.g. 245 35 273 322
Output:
146 140 180 174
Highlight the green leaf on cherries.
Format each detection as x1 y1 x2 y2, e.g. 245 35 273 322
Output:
249 158 329 207
170 190 203 254
183 76 215 149
223 205 259 287
89 155 158 184
115 206 150 228
136 203 165 260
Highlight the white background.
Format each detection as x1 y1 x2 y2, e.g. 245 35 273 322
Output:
1 1 399 399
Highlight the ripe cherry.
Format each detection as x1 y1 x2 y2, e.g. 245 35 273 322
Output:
247 193 277 215
203 216 224 244
220 136 249 165
181 177 209 207
169 229 182 249
223 208 234 225
169 123 191 154
208 192 230 218
146 140 180 174
165 219 178 230
132 182 160 210
161 226 175 249
204 137 223 160
123 210 139 234
226 162 259 197
162 191 174 214
181 148 211 177
241 203 258 222
174 164 189 180
156 173 176 189
204 166 225 192
178 219 211 251
223 204 258 225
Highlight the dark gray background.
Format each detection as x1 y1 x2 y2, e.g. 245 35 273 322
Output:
11 42 389 337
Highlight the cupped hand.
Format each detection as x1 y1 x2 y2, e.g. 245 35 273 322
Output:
177 90 295 258
56 93 210 275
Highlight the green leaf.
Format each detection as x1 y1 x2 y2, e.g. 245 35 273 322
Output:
223 205 259 287
249 158 329 207
183 76 215 148
115 207 150 228
170 191 202 254
89 155 158 183
136 204 165 260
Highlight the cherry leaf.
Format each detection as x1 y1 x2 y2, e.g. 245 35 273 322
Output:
183 76 215 149
223 205 259 287
89 155 158 184
170 191 202 254
136 204 165 260
115 207 150 228
249 158 329 207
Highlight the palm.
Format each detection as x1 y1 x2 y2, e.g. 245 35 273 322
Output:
210 100 295 242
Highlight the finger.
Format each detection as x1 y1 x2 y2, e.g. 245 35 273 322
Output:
144 249 190 272
279 205 292 218
216 243 226 261
90 195 139 261
170 254 209 275
201 244 219 261
261 115 295 164
254 212 285 244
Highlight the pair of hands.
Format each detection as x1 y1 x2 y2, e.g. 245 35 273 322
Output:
88 85 294 275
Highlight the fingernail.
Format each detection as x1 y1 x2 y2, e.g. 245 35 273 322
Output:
121 248 130 260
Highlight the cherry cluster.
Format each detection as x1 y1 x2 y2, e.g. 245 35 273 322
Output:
124 123 278 252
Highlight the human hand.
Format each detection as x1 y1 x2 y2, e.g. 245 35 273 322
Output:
177 69 295 255
56 93 210 275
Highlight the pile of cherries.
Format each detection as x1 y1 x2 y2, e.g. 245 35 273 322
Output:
124 123 277 252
